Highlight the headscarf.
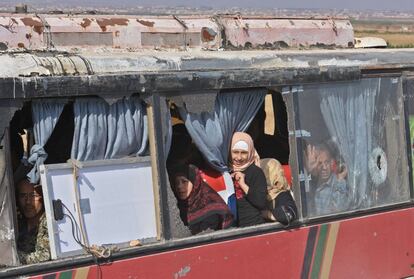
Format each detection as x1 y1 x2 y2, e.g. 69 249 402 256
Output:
169 164 233 234
230 132 260 172
260 158 291 222
260 158 290 201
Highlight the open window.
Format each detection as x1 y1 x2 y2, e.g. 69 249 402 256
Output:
163 87 295 237
290 77 410 218
247 89 290 180
8 95 161 264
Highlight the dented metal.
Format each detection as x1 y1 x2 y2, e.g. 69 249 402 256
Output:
0 14 354 51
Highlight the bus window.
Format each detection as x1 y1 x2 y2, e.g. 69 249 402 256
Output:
292 77 410 218
8 96 159 263
166 88 297 232
247 90 290 165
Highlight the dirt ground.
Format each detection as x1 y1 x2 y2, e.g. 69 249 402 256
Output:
352 19 414 48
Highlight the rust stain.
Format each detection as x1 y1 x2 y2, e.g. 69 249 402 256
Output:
17 42 25 48
21 17 44 34
201 27 216 42
25 33 32 39
96 18 129 32
137 19 154 27
80 18 92 28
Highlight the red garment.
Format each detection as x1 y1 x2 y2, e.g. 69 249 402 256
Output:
233 180 245 200
282 165 292 186
200 168 226 193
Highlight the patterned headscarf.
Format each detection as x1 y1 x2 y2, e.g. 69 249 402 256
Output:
260 158 290 201
169 164 233 234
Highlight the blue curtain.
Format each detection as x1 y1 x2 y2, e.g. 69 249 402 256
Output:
71 98 108 161
71 97 148 161
27 99 66 183
179 89 266 172
105 97 148 158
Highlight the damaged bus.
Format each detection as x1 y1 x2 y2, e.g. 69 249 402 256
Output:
0 12 414 279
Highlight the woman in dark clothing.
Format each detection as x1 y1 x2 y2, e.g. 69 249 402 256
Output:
260 158 298 226
230 132 267 227
170 164 234 235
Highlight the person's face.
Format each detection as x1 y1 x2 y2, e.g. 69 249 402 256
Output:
17 180 43 219
318 150 332 182
174 176 193 200
231 149 249 165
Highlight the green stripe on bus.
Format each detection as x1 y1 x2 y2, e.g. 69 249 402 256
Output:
311 224 329 279
59 270 73 279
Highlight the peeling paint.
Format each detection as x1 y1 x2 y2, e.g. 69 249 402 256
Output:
137 19 154 27
80 18 92 28
174 266 191 279
201 27 217 42
21 17 44 35
0 14 354 50
96 18 129 32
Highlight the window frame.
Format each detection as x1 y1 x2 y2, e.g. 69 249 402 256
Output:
290 75 413 221
4 71 414 276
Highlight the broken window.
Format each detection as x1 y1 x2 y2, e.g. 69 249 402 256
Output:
291 77 410 218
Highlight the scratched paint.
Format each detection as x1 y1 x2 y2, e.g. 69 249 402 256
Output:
0 14 353 50
174 266 191 279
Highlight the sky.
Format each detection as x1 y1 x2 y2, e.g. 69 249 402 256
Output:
130 0 413 11
5 0 414 11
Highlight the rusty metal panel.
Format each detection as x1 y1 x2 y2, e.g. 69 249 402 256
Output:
0 14 222 50
218 16 354 49
0 15 45 50
0 14 355 51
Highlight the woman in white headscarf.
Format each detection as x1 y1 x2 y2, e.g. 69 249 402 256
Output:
229 132 267 227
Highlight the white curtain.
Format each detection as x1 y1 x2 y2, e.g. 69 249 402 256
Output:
319 79 379 209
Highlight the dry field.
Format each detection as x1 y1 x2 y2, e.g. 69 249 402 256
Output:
352 19 414 48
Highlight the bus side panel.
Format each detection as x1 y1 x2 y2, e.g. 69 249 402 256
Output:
331 207 414 279
30 228 309 279
29 208 414 279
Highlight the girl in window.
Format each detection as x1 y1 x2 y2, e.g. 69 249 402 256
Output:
170 164 233 235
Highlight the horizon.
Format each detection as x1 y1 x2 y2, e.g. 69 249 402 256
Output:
1 0 413 12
